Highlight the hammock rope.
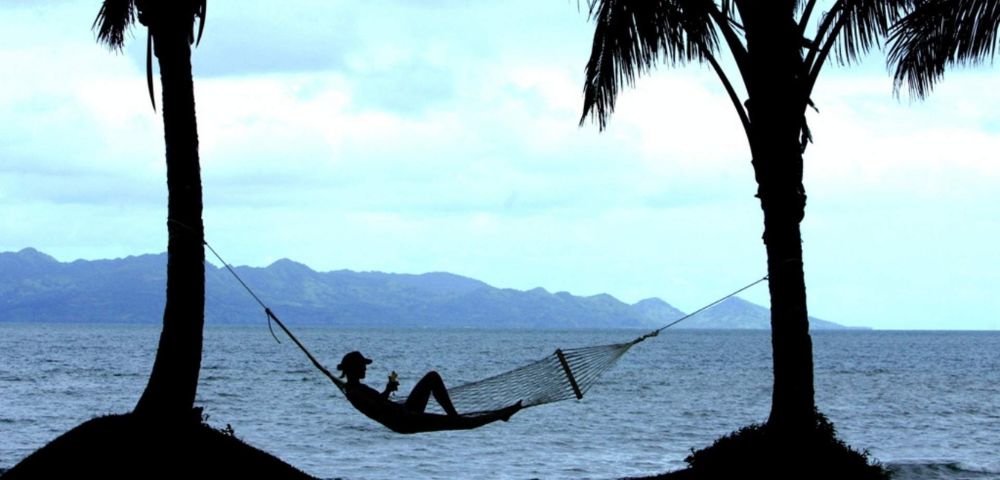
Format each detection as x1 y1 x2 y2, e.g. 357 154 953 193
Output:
203 238 768 416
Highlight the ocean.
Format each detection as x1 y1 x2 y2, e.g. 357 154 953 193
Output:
1 324 998 479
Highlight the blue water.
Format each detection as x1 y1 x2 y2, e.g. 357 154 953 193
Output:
1 325 998 479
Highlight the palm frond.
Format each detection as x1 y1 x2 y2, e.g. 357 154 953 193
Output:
192 0 208 46
822 0 914 66
93 0 138 50
146 32 156 110
889 0 1000 98
719 0 737 21
797 0 824 42
581 0 719 130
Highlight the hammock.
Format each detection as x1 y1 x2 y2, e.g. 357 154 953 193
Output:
269 304 644 414
264 307 645 429
206 239 767 432
408 342 638 414
260 279 765 422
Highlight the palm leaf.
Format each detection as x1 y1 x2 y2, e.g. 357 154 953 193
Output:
801 0 912 103
889 0 1000 98
193 0 208 46
146 32 156 111
828 0 913 65
93 0 137 51
580 0 719 130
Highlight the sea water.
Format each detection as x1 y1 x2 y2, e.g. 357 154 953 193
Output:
1 324 998 480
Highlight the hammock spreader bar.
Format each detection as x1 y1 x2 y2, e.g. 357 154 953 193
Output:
555 349 584 400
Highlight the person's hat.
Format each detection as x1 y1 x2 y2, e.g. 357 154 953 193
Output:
336 351 372 374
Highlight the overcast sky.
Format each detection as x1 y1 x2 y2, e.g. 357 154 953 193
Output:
2 1 997 330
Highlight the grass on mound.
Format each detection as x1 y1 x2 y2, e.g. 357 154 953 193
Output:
1 411 318 480
630 411 891 480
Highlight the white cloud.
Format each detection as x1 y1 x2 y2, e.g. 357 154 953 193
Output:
808 74 1000 202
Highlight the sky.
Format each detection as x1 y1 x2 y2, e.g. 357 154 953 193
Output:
1 1 998 330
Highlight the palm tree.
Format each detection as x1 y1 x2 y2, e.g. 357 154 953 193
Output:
889 0 1000 98
94 0 208 423
580 1 911 435
9 7 311 473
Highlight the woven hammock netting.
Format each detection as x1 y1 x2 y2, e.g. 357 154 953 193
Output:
392 340 640 415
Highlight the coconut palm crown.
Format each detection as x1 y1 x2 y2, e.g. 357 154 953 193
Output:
95 0 206 109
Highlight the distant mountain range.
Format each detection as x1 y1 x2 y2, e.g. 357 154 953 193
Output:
0 248 859 330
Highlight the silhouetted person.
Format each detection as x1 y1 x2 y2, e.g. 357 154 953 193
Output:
336 351 522 433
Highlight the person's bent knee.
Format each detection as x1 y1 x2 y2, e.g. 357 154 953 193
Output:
424 371 443 382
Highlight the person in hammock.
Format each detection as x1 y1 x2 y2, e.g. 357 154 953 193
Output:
336 351 522 433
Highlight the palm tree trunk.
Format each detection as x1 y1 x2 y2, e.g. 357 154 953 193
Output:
740 1 816 435
133 21 205 423
750 125 815 434
760 187 814 433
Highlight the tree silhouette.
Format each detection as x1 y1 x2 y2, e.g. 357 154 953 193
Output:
579 0 911 436
5 6 315 462
889 0 1000 98
94 0 208 423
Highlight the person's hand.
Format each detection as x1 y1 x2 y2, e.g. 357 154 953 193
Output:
386 371 399 393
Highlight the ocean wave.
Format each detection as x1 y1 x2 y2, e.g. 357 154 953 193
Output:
887 461 1000 479
284 368 313 375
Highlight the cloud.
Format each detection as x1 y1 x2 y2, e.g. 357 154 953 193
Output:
0 34 164 207
3 1 1000 329
103 1 360 77
349 60 456 114
806 73 1000 204
183 63 673 217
